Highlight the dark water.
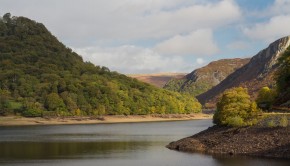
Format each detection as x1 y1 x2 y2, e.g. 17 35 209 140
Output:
0 120 288 166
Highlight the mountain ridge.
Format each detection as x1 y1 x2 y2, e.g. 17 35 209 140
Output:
164 58 250 96
197 36 290 106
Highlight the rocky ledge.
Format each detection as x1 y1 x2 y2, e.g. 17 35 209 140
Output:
166 125 290 159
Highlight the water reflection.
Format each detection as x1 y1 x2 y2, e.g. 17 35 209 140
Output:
0 120 288 166
0 141 154 160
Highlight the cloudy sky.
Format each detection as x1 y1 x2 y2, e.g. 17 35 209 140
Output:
1 0 290 74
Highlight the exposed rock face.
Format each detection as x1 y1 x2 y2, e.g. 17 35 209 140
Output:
197 36 290 105
164 58 250 96
167 125 290 159
129 73 185 88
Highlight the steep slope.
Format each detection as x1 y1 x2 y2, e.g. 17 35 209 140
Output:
129 73 186 88
197 36 290 105
164 58 250 96
0 13 201 116
275 44 290 107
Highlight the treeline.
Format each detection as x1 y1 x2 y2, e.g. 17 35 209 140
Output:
0 13 201 117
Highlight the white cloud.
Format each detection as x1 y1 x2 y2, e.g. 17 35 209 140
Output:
196 58 205 65
243 14 290 42
74 45 193 74
0 0 242 74
0 0 241 46
270 0 290 15
154 29 218 56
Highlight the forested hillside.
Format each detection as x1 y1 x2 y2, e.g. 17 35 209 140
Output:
0 13 201 117
275 44 290 107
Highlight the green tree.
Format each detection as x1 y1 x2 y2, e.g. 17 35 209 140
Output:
45 93 66 111
22 101 43 117
256 86 276 111
0 89 12 115
213 87 261 127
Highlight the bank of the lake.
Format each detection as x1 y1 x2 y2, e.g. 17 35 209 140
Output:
1 120 289 166
0 113 212 126
167 125 290 159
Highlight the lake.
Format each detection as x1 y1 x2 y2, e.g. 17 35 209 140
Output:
0 120 288 166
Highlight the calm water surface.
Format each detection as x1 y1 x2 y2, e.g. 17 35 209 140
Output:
0 120 288 166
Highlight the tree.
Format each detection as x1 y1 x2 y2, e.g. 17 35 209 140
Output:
213 87 261 127
256 86 276 111
2 13 11 23
0 89 12 115
45 93 66 111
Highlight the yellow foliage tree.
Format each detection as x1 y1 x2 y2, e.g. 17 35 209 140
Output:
214 87 261 127
256 86 276 110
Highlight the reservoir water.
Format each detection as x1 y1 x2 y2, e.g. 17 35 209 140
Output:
0 120 288 166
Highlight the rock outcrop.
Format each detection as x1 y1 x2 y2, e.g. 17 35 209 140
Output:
197 36 290 105
167 125 290 159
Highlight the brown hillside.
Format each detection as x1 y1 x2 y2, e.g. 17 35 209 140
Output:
129 73 186 88
164 58 250 96
197 36 290 106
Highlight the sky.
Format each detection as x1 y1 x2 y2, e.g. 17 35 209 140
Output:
1 0 290 74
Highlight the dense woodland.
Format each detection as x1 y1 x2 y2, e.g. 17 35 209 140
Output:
0 13 201 117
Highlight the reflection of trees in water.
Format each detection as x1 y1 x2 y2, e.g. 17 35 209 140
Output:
0 141 152 160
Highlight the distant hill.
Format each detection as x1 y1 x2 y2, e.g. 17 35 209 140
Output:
0 13 201 116
129 73 186 88
197 36 290 106
164 58 250 96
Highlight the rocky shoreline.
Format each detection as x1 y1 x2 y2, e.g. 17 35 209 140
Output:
167 125 290 159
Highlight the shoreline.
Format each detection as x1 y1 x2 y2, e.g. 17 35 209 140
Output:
0 113 212 126
167 125 290 159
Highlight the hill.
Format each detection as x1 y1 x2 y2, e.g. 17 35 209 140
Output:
197 36 290 106
129 73 185 88
0 13 201 117
164 58 250 96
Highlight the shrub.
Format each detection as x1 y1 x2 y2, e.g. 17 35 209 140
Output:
213 87 261 127
267 120 276 128
279 116 288 127
22 108 43 117
256 87 276 111
225 116 245 127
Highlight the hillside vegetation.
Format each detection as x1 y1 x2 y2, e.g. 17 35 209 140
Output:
0 13 201 117
275 44 290 107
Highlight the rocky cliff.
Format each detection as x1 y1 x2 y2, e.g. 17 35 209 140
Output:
197 36 290 105
164 58 250 96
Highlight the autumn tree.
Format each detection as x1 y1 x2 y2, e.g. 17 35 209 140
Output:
256 86 276 111
213 87 261 127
